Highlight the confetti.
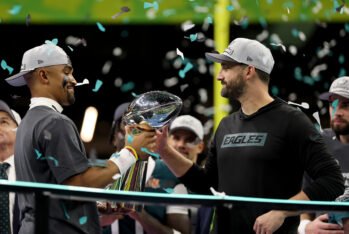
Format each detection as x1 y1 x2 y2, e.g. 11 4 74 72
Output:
164 188 174 193
120 82 135 92
34 149 42 159
92 79 103 92
8 5 21 15
227 5 234 11
96 22 106 32
287 101 309 109
1 60 14 75
79 216 87 225
181 21 195 31
312 112 323 133
141 147 160 158
45 38 58 45
127 134 134 143
101 61 112 75
176 48 184 60
179 62 193 78
144 1 159 11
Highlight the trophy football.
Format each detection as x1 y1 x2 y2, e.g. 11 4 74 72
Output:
108 90 182 213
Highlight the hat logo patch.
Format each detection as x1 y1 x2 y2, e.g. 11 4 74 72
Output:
21 64 26 70
38 60 44 64
225 47 234 56
247 56 253 62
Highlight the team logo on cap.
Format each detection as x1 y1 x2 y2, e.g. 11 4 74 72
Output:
225 47 234 56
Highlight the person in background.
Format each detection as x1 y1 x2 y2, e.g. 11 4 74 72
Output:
299 76 349 234
0 100 21 234
156 37 344 234
5 43 156 234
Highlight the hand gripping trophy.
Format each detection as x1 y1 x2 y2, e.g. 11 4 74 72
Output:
108 90 182 213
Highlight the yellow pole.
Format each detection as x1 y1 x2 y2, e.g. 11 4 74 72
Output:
213 0 230 130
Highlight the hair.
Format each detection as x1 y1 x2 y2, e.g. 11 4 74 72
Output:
255 69 270 84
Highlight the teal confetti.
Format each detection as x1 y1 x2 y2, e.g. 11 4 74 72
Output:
131 92 138 97
189 33 198 42
339 55 345 64
47 156 59 166
164 188 174 193
179 62 193 79
121 82 135 92
45 38 58 45
127 134 134 143
291 28 299 38
144 1 159 11
338 68 346 77
141 147 160 159
79 216 88 225
259 17 267 28
271 86 279 96
8 5 21 15
206 16 213 24
240 18 249 29
61 203 70 220
96 22 106 32
1 60 14 75
92 79 103 92
226 5 234 11
34 149 42 159
332 99 339 116
345 23 349 32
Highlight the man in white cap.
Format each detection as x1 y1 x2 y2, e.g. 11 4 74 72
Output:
0 100 21 234
5 44 156 234
156 38 344 234
299 76 349 234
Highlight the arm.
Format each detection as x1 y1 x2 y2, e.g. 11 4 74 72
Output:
63 124 157 188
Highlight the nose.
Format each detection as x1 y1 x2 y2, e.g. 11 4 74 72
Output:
217 69 224 81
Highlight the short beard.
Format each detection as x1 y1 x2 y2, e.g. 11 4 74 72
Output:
67 92 76 105
331 120 349 135
221 73 246 100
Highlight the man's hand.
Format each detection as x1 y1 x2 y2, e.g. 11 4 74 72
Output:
125 122 157 160
253 210 286 234
305 214 344 234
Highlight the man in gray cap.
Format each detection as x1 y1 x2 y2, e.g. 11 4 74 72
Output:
0 100 21 234
5 44 156 234
156 37 344 234
299 76 349 234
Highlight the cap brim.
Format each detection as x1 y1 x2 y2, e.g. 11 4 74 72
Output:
5 70 32 87
169 126 203 140
0 100 18 125
205 52 236 64
319 92 332 101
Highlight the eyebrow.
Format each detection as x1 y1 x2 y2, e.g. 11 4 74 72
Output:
63 65 73 73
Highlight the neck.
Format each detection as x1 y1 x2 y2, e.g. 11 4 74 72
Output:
0 144 14 162
339 134 349 144
239 87 274 115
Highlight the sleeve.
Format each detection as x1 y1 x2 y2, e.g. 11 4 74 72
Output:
39 117 90 184
179 136 219 195
166 184 189 215
288 110 344 200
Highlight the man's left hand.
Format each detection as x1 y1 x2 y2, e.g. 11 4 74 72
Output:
253 210 286 234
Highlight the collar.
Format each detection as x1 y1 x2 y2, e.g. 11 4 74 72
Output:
29 97 63 113
3 155 14 168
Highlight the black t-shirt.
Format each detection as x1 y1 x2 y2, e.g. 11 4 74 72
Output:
180 99 344 234
15 106 100 234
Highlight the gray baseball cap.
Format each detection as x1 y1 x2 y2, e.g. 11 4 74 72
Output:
170 115 204 140
205 37 275 74
5 44 71 87
0 100 21 126
319 76 349 101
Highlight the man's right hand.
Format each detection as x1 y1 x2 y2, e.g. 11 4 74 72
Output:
305 214 344 234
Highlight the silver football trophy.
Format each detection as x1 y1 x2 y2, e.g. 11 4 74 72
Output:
109 91 182 213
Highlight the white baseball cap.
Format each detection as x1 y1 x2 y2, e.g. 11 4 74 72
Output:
5 44 71 87
205 37 275 74
319 76 349 101
169 115 204 140
0 100 21 126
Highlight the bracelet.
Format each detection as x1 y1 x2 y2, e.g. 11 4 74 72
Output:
125 146 138 160
297 219 311 234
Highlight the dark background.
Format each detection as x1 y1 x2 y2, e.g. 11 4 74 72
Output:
0 22 346 157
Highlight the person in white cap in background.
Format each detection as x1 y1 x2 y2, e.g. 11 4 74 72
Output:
156 37 344 234
0 100 21 234
4 44 156 234
299 76 349 234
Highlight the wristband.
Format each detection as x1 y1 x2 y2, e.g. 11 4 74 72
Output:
297 219 310 234
109 148 137 175
125 145 138 160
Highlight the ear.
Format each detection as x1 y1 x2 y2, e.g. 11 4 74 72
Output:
37 69 49 84
244 66 255 80
197 141 204 154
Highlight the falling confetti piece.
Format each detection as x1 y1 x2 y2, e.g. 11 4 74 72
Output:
270 43 286 52
180 84 189 92
1 59 14 75
79 216 87 225
131 92 138 97
61 203 71 220
112 173 121 180
181 21 195 31
34 149 42 159
179 62 193 78
111 6 130 19
144 1 159 11
45 38 58 45
8 5 21 15
189 33 198 42
312 112 323 133
67 46 74 51
226 5 234 11
47 156 59 166
141 147 160 158
96 22 106 32
120 82 135 92
176 48 184 60
164 188 174 193
92 79 103 92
